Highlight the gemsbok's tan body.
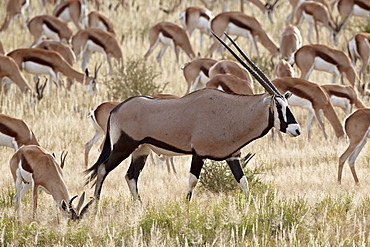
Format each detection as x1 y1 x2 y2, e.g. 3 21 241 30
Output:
338 108 370 184
85 33 301 202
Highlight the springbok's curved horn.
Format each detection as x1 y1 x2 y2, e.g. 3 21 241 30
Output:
79 197 95 218
76 192 86 212
69 195 79 219
211 32 279 96
222 32 283 97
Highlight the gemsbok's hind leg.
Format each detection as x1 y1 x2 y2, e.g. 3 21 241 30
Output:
125 145 151 201
226 155 248 192
187 154 204 201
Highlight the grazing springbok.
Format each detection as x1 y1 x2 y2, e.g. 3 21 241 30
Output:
6 48 98 95
347 32 370 82
209 11 279 58
294 44 360 91
273 59 295 78
272 77 345 140
83 10 115 34
279 25 302 63
71 28 123 75
338 108 370 184
205 74 254 95
0 54 46 103
181 58 217 95
27 15 73 47
293 1 344 45
321 84 366 115
10 145 93 222
0 0 30 32
179 6 213 52
85 95 179 174
0 114 39 151
85 33 301 201
52 0 87 30
334 0 370 28
144 22 196 65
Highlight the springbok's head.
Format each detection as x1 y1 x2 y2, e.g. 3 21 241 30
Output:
265 0 279 23
61 192 94 221
84 64 101 95
212 31 301 137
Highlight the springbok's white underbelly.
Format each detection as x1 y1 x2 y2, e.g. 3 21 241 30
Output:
42 24 60 41
302 12 315 24
330 95 350 109
226 23 253 38
191 70 210 92
313 57 340 75
18 162 33 183
353 5 369 18
0 132 17 149
288 94 313 110
158 33 175 47
22 61 57 78
198 16 211 33
86 40 105 53
57 8 71 22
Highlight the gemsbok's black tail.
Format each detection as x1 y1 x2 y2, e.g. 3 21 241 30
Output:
84 116 112 186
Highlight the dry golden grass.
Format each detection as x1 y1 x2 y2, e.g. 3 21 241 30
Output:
0 0 369 245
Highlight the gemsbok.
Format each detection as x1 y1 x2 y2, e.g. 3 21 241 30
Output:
338 108 370 184
144 22 196 65
0 54 46 103
347 32 370 82
27 15 73 47
71 28 123 75
0 113 40 151
85 32 301 201
321 84 366 115
294 44 360 91
52 0 87 30
10 145 93 222
272 77 345 140
209 11 279 58
179 6 213 52
181 58 217 95
6 48 98 95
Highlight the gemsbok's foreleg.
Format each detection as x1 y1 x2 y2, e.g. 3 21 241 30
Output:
187 154 204 201
226 155 249 192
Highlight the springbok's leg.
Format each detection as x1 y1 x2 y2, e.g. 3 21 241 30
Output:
81 51 92 71
156 45 168 64
226 154 248 192
187 154 204 201
84 129 104 167
125 145 151 201
347 135 369 183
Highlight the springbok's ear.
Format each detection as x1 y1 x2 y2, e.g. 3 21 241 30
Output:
61 200 68 211
284 92 292 99
263 95 273 106
85 68 89 77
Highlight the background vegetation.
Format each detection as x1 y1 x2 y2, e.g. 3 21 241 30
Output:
0 0 369 246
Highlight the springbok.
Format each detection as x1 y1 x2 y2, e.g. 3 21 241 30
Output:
83 10 115 34
272 77 345 140
205 74 254 95
273 59 295 78
181 58 217 95
84 33 301 201
279 25 302 63
27 15 73 47
338 108 370 184
143 22 196 65
85 95 179 174
6 48 98 95
347 32 370 82
10 145 93 222
71 28 123 75
334 0 370 28
0 54 46 103
52 0 87 30
0 0 30 32
294 44 360 91
0 114 39 151
293 1 343 45
209 11 279 58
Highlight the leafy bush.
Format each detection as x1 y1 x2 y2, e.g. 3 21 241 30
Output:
104 58 168 101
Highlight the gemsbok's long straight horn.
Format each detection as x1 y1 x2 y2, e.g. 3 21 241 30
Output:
211 31 282 97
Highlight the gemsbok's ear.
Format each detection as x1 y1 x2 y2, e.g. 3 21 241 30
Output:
284 92 292 99
263 95 273 107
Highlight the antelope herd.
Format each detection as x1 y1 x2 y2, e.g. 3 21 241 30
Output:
0 0 369 221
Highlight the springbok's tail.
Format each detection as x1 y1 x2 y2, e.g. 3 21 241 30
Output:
84 116 112 186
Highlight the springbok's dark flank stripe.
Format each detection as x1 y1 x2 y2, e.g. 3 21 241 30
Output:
98 16 110 30
315 50 339 65
24 57 55 69
200 65 210 77
54 1 81 18
20 155 33 173
218 81 233 93
229 18 251 31
354 0 370 10
43 20 59 34
200 12 211 20
159 28 173 40
0 123 17 139
325 90 352 102
88 35 106 49
283 85 315 102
